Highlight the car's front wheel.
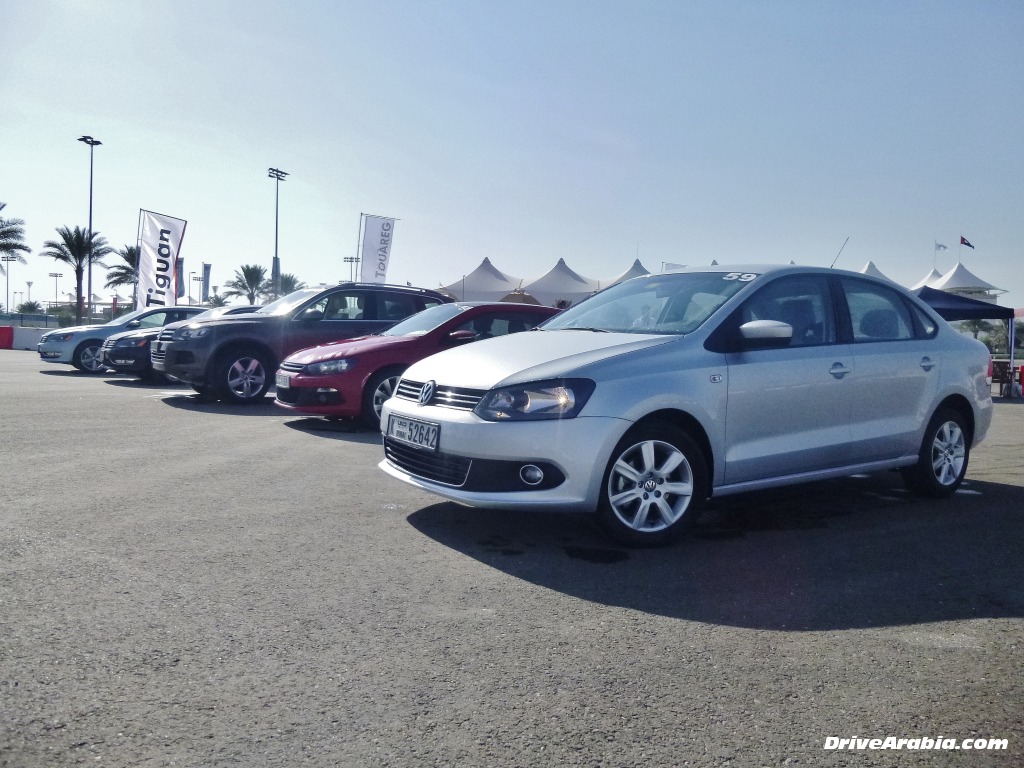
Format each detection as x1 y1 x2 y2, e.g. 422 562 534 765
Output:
901 407 970 497
72 340 106 373
362 368 404 430
214 347 272 404
596 422 708 547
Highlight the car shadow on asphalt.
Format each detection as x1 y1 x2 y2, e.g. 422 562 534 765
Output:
159 393 283 416
282 417 383 444
406 472 1024 631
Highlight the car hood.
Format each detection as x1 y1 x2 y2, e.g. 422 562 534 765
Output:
286 335 414 363
401 330 675 389
49 323 119 336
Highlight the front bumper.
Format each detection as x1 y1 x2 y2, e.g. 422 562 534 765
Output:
377 399 630 512
156 340 209 384
101 347 150 373
273 370 361 417
37 341 74 364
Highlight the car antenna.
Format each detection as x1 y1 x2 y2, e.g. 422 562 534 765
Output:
829 236 850 268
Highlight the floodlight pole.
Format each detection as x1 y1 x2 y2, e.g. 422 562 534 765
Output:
268 167 288 299
78 135 101 323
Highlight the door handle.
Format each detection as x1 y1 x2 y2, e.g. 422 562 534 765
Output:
829 363 851 379
920 356 935 371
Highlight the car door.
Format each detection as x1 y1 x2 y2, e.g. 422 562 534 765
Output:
289 289 384 352
723 275 855 485
839 277 940 460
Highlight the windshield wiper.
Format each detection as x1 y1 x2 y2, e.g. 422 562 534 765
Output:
558 326 611 333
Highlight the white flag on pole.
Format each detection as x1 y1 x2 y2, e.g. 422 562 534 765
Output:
359 215 396 283
138 210 187 308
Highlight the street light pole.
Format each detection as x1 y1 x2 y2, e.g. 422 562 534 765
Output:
1 256 15 313
49 273 62 305
78 135 101 324
26 281 32 303
268 167 288 299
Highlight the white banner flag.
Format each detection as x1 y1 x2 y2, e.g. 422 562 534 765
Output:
359 215 396 283
138 210 187 308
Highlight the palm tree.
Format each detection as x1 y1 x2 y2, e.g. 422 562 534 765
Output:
40 226 112 324
278 272 307 295
0 202 32 274
206 293 229 307
222 264 270 305
105 244 139 290
17 300 43 314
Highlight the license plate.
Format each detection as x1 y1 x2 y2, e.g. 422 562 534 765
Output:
387 415 439 451
275 372 290 389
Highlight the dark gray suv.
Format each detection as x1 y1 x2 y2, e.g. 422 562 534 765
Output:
152 283 452 403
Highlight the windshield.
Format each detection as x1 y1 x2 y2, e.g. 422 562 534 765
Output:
542 272 755 334
381 303 467 336
105 308 150 326
256 289 323 316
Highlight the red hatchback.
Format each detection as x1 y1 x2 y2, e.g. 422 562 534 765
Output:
273 302 559 428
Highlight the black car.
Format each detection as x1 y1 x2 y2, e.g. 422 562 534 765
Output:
152 283 453 403
101 306 257 380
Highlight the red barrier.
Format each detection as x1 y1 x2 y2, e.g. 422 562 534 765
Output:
0 326 13 350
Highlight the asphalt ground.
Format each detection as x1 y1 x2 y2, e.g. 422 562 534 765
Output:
1 348 1022 768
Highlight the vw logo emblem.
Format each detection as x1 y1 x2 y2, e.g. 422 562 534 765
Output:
418 380 435 406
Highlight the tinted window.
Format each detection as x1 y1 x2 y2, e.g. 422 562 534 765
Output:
454 311 551 339
841 279 914 342
137 312 168 328
380 292 418 321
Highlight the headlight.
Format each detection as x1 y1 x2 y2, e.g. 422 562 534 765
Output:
474 379 595 421
306 358 357 376
46 333 74 342
176 326 210 340
115 338 148 348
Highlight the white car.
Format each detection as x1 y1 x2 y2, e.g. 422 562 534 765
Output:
38 307 202 373
379 264 993 546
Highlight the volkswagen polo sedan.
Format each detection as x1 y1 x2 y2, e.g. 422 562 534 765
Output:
379 265 993 546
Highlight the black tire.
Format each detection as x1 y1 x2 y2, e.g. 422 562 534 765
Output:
596 422 708 547
72 339 106 373
213 347 272 404
900 407 970 497
361 368 404 431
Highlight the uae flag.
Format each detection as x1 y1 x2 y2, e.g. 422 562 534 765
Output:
960 236 975 249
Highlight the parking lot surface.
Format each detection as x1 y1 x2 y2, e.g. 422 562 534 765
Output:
1 349 1022 767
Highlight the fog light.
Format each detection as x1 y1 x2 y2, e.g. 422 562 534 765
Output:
520 464 544 486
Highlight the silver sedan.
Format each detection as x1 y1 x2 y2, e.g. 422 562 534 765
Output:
379 265 993 546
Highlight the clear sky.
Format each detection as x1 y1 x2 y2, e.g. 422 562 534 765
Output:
3 0 1022 309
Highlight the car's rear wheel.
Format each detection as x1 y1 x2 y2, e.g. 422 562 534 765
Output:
214 347 272 404
596 422 708 547
901 407 970 497
72 340 106 373
362 368 404 430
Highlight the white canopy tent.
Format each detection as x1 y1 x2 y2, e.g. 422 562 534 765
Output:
439 257 522 302
520 258 602 307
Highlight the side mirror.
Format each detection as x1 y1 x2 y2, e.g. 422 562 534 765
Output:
446 329 477 344
738 320 792 350
126 320 141 328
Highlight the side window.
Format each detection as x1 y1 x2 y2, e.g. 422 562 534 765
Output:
737 276 834 347
138 312 167 329
841 279 915 342
380 292 417 321
324 292 366 321
908 302 939 338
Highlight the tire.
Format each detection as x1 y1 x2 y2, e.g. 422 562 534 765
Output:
213 347 272 404
596 422 708 547
361 368 404 431
72 340 106 373
901 407 970 497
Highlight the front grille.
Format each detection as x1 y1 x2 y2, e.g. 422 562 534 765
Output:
157 328 175 342
383 438 472 486
275 386 300 404
280 361 304 372
395 379 487 411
